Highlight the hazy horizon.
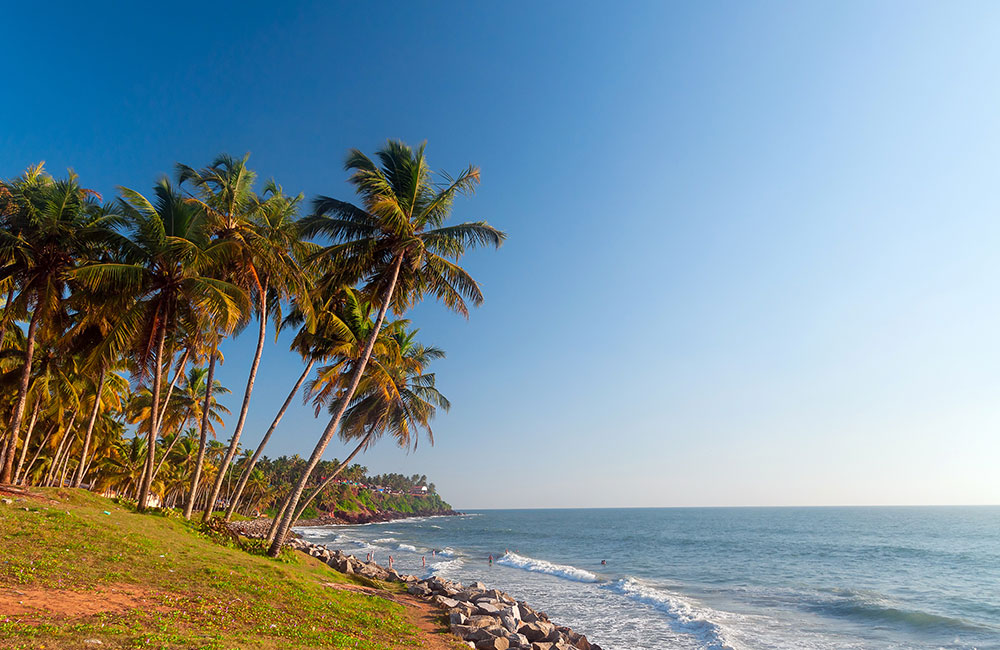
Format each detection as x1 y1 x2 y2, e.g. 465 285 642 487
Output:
4 1 1000 510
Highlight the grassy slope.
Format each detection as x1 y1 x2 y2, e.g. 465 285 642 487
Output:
0 489 422 650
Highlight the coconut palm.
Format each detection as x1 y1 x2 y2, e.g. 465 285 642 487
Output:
0 166 120 483
224 286 358 521
269 140 503 554
290 326 447 522
151 365 230 483
177 157 308 520
73 178 247 509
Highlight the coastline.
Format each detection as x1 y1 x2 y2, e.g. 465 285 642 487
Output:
277 533 600 650
229 507 462 537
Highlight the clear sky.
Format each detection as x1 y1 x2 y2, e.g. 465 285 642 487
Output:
3 2 999 508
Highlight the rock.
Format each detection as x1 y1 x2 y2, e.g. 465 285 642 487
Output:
500 615 519 633
476 637 510 650
435 596 460 609
502 604 522 621
477 602 502 615
470 581 487 590
452 625 477 639
450 611 468 626
0 498 12 505
530 643 554 650
519 621 558 644
82 640 103 646
466 615 501 629
407 582 432 597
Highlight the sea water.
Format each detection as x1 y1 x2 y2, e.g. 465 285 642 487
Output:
295 507 1000 649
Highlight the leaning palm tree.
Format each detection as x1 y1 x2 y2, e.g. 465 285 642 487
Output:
73 178 246 509
177 158 308 520
0 166 119 483
224 286 362 521
268 140 504 555
289 326 448 524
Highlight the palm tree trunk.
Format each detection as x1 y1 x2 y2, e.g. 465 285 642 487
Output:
45 418 76 487
151 407 191 481
225 358 314 522
155 349 190 439
72 365 106 488
265 492 293 544
1 306 41 483
14 399 42 484
138 323 167 511
203 282 268 521
268 255 403 556
291 429 374 523
20 423 56 485
183 351 216 520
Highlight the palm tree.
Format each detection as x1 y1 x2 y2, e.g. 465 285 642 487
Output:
0 166 119 483
73 178 246 509
152 365 229 483
177 157 307 520
268 140 504 555
290 325 448 523
224 286 357 521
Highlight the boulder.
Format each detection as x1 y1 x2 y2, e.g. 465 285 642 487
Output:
450 611 468 627
435 596 460 609
407 583 432 597
476 638 510 650
519 621 558 644
466 615 501 629
477 602 502 615
500 615 519 633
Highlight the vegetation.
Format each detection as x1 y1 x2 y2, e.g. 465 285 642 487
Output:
0 488 461 649
0 141 504 540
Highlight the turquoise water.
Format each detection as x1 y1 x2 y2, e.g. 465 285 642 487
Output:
297 507 1000 649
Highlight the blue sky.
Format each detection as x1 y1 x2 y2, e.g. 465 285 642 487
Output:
3 2 999 508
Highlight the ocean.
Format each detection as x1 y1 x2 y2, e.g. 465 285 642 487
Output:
295 506 1000 649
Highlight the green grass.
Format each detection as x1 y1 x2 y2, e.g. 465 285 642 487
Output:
0 489 421 650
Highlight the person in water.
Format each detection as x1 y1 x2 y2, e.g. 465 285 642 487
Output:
489 554 494 565
601 559 607 565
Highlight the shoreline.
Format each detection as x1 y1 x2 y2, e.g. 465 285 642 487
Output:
282 534 600 650
229 508 462 537
229 518 600 650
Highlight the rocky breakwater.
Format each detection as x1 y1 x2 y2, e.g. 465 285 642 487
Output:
284 536 601 650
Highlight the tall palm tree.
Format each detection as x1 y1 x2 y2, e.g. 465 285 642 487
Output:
224 286 357 521
73 178 246 509
151 365 229 483
268 140 504 555
177 158 307 520
291 325 448 523
0 166 119 483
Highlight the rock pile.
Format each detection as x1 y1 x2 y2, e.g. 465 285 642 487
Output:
284 537 601 650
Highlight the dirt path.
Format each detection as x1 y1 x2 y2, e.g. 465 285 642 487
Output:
321 582 468 649
0 584 156 619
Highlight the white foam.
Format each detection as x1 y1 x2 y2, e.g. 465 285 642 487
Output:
606 577 742 650
372 537 397 543
438 547 456 557
496 552 599 583
397 543 419 552
428 557 465 577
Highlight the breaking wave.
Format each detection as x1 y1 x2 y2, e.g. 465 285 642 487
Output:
496 552 599 583
606 577 741 650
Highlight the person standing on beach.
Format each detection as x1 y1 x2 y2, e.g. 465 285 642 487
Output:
422 556 426 567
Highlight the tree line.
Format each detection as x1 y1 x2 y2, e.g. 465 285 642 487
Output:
0 140 504 556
